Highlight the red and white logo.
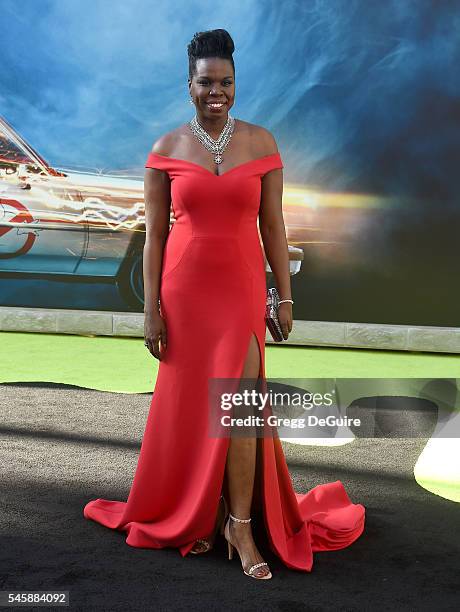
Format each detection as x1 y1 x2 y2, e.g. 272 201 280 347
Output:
0 198 38 258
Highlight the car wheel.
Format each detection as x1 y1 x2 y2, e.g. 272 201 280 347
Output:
116 245 144 311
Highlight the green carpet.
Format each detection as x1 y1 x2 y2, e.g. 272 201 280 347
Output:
1 331 459 394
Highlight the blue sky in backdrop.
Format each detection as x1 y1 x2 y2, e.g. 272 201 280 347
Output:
1 0 459 202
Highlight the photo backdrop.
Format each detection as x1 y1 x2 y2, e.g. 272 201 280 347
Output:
1 0 458 326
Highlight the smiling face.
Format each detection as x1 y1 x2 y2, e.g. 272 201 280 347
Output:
188 57 235 119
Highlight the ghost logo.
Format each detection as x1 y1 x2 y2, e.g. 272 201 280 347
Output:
0 198 37 258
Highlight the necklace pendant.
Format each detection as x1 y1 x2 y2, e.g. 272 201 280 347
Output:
188 114 235 166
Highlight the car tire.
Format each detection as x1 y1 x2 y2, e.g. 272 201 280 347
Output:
116 240 145 311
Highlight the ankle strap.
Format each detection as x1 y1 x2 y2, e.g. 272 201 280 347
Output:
229 512 251 523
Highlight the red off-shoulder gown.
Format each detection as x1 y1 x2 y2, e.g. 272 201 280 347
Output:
83 150 365 571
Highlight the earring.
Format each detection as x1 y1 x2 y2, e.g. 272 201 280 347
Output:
189 98 194 105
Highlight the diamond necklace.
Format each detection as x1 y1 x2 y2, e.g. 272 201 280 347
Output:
188 114 235 165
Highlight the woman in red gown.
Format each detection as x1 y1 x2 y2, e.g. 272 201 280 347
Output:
83 29 365 580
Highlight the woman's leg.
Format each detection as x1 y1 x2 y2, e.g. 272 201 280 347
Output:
224 333 270 578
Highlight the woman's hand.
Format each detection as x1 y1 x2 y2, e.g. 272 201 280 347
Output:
278 302 293 340
144 311 167 361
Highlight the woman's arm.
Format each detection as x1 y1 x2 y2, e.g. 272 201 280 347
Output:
143 143 172 358
258 131 293 338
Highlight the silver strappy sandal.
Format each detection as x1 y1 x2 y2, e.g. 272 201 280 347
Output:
224 512 272 579
190 495 228 555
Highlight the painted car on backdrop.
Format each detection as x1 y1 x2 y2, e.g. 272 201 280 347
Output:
0 116 303 310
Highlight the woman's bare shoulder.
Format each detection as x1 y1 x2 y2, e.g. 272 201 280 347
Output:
244 121 279 156
150 124 189 156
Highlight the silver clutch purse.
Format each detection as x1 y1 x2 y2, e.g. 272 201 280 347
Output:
265 287 284 342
